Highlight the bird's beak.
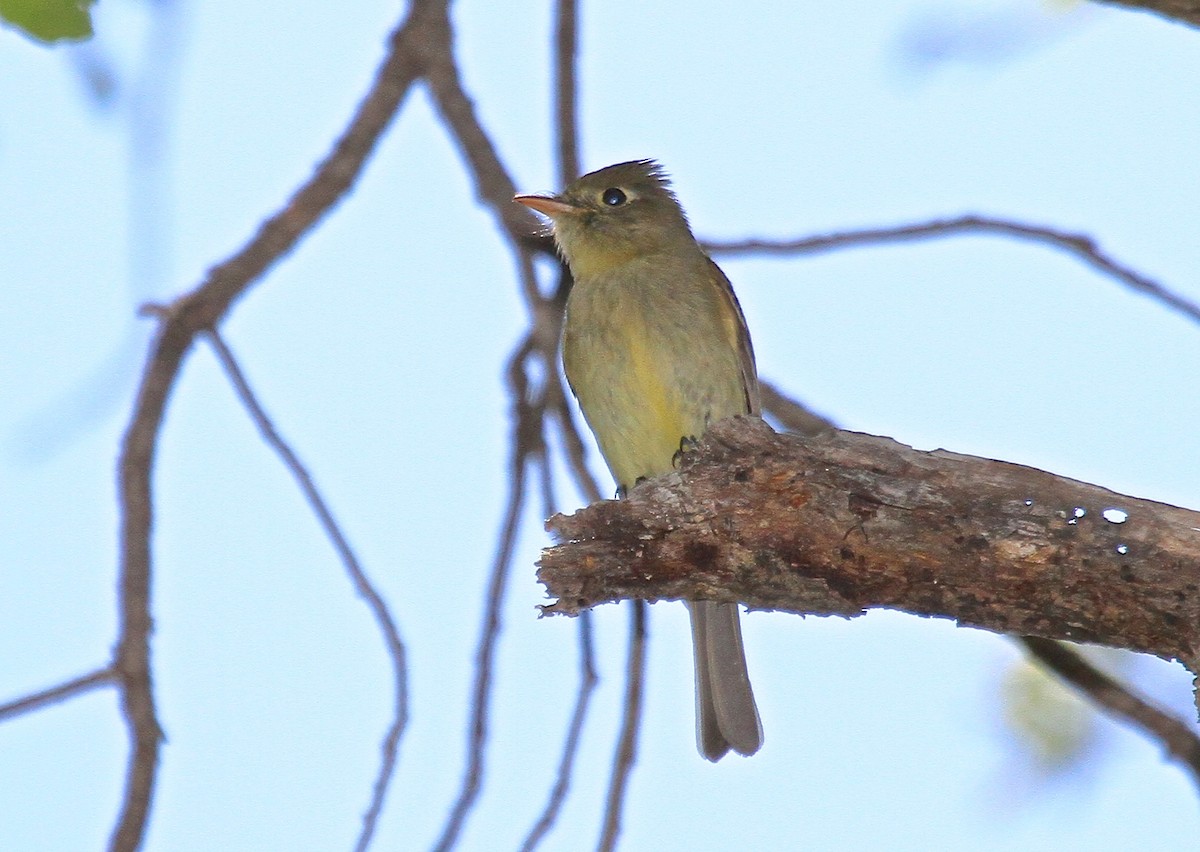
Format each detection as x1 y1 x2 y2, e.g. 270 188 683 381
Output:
513 194 579 219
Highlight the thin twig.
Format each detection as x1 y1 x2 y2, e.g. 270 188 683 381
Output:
553 0 579 187
758 379 838 437
520 321 601 849
541 263 607 507
424 18 549 311
521 610 598 852
596 600 647 852
110 5 441 848
756 318 1200 785
522 16 603 823
423 9 593 835
703 215 1200 327
520 430 599 852
430 487 529 852
536 441 557 531
422 18 545 297
547 375 603 504
203 330 408 852
0 667 114 722
432 336 542 852
1020 637 1200 792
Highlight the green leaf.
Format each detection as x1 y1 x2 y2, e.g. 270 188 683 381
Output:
0 0 96 44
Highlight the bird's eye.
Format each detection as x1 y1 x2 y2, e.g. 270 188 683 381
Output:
601 187 627 206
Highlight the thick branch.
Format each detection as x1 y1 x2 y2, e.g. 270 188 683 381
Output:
540 417 1200 674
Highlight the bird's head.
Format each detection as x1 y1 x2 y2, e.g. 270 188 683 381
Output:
515 159 694 278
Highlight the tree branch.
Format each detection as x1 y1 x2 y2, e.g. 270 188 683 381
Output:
1098 1 1200 28
703 215 1200 330
758 379 837 438
110 5 444 849
0 667 114 722
202 330 409 852
596 600 646 852
539 417 1200 683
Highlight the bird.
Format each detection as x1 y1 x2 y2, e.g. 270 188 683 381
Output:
515 159 763 760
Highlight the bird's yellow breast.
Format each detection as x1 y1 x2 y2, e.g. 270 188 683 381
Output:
562 256 747 493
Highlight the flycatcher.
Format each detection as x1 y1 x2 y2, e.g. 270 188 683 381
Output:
515 160 763 760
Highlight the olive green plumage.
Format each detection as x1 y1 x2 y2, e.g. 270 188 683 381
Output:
516 160 763 761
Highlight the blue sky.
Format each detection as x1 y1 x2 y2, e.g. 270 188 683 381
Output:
3 1 1200 850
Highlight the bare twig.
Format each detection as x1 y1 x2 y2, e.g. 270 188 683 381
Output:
547 374 603 505
430 437 529 852
516 17 609 823
416 3 622 843
535 441 557 530
703 215 1200 328
553 0 579 187
758 379 837 437
0 667 114 722
597 600 647 852
1020 637 1200 792
748 266 1200 782
420 13 544 266
430 460 529 852
521 269 602 849
521 606 598 852
202 330 408 852
432 336 543 852
110 4 444 849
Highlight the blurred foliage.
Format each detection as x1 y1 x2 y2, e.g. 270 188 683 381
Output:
1003 645 1130 770
896 0 1092 71
1 0 95 43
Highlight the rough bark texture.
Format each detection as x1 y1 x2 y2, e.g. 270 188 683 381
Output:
540 417 1200 681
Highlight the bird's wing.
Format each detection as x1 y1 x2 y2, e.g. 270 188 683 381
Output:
705 256 760 416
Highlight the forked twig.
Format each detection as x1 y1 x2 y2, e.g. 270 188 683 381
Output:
0 667 115 722
203 330 409 851
109 4 442 848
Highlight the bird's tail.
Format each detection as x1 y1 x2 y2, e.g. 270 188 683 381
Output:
689 600 763 761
